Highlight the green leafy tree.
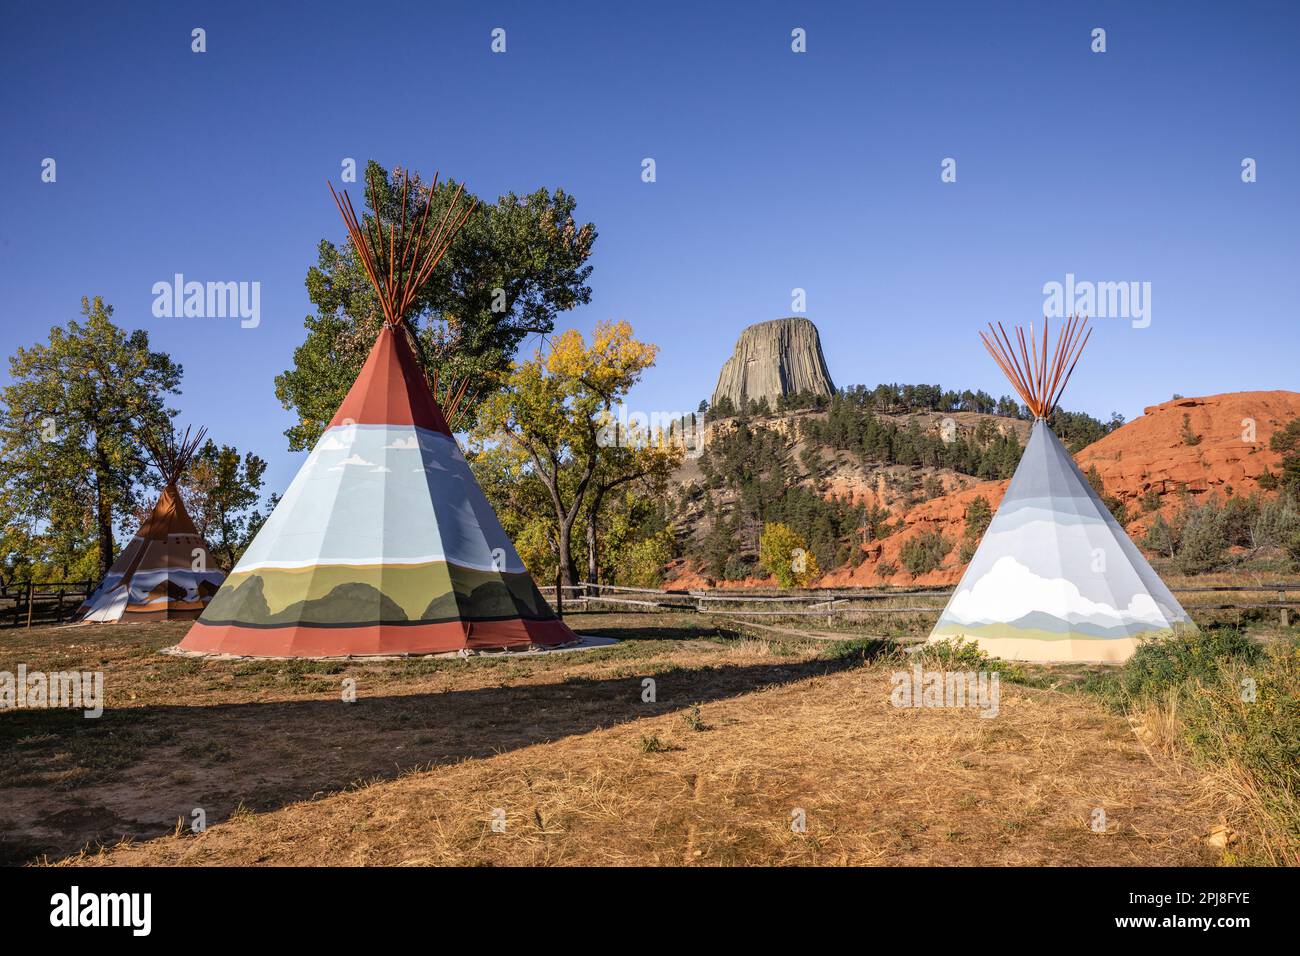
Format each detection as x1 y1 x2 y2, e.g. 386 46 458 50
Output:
275 161 596 451
181 440 274 570
609 519 677 589
0 297 181 578
758 521 820 587
582 418 682 584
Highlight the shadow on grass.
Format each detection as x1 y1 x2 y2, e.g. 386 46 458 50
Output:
0 649 886 865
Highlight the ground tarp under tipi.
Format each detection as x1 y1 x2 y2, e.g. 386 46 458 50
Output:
927 317 1193 663
78 433 225 622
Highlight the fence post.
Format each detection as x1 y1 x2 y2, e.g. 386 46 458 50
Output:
554 569 564 620
26 583 34 628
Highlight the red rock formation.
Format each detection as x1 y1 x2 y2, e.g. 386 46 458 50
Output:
1076 391 1299 536
672 390 1300 589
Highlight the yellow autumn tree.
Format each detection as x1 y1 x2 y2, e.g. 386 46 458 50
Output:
473 320 680 589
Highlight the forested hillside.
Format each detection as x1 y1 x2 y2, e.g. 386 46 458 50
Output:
670 383 1121 584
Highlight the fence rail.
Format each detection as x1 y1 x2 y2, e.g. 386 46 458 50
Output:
6 577 1296 631
0 581 92 628
539 580 1300 628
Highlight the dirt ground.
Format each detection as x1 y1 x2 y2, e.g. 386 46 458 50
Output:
0 613 1220 866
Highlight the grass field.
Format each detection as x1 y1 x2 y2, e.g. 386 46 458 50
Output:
0 612 1244 866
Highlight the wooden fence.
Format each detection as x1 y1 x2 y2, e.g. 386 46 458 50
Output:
0 581 92 629
6 578 1296 631
540 581 1300 629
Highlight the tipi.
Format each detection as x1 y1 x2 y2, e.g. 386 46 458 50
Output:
927 317 1193 663
179 169 579 657
78 426 225 622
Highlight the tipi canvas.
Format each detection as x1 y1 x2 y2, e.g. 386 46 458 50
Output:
78 427 225 622
928 318 1193 663
179 168 578 657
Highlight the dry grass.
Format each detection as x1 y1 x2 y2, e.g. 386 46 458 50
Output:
1131 689 1293 865
0 613 1226 866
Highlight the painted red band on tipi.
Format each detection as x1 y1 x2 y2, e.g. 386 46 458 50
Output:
328 324 452 436
183 617 576 658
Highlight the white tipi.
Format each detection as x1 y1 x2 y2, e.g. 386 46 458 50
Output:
928 318 1194 663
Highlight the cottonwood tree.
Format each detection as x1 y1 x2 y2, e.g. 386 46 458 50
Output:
580 411 681 584
275 160 596 451
469 435 562 580
472 321 666 589
0 297 181 578
181 440 274 570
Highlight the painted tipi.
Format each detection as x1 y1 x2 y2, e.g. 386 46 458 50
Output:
928 317 1193 663
78 426 225 622
179 169 578 657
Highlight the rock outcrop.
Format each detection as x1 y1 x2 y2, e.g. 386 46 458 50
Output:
819 390 1300 588
669 389 1300 589
711 317 835 410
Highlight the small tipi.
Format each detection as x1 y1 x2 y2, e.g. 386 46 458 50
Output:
78 426 225 622
928 317 1193 663
179 168 579 657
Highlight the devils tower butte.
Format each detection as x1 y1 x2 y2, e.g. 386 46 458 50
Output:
711 317 836 410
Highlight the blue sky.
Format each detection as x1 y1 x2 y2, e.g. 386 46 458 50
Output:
2 1 1297 492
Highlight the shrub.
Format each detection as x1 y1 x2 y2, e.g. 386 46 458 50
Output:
820 638 891 663
913 637 1034 684
1251 496 1300 555
613 531 674 589
1144 513 1178 558
1097 629 1298 864
1115 626 1259 706
1287 530 1300 565
758 521 820 587
637 734 669 753
723 554 753 581
916 637 990 667
899 530 951 577
1175 500 1230 574
680 704 708 732
1178 642 1300 862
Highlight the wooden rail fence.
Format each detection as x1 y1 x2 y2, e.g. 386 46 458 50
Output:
5 579 1296 630
0 581 92 628
540 581 1300 628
